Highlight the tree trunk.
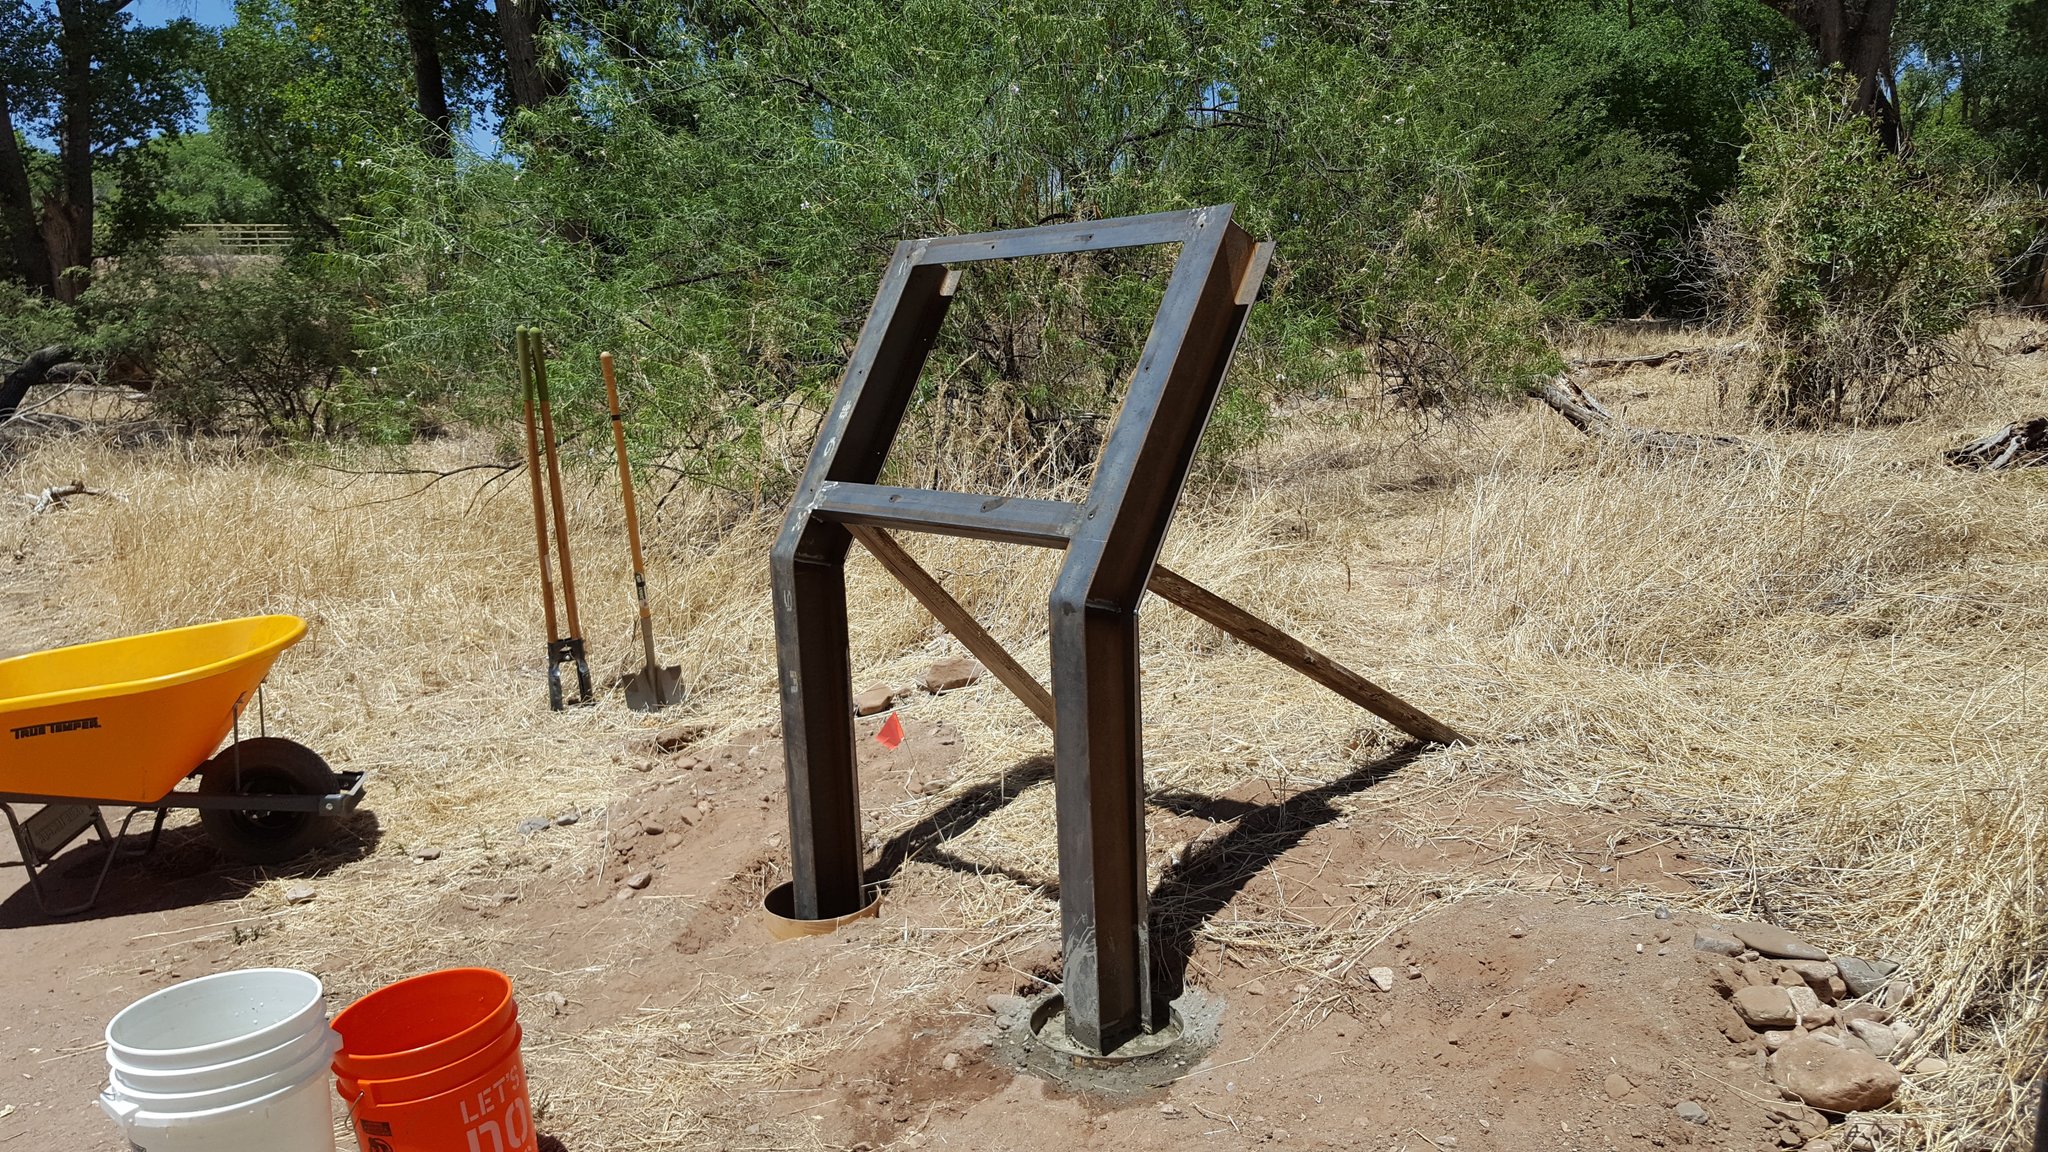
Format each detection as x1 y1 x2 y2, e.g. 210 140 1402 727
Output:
1768 0 1905 153
49 0 99 302
0 346 73 422
496 0 562 113
399 0 454 156
0 79 52 294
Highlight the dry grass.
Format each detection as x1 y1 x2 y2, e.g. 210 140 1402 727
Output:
3 318 2045 1148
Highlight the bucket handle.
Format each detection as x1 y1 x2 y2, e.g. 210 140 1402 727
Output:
98 1089 141 1128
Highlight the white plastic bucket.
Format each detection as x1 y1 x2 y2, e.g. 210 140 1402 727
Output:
100 1064 337 1152
109 1014 335 1094
99 968 338 1152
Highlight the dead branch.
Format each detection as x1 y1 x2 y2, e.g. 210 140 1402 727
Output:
1533 374 1616 434
1568 343 1749 372
1944 417 2048 471
23 481 114 515
312 461 524 510
2006 332 2045 357
1530 373 1751 453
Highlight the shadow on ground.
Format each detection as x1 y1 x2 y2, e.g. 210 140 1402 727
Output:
865 756 1056 893
856 743 1422 998
1148 744 1421 998
0 808 383 927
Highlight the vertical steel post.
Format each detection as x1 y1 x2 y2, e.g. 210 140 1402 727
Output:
1048 208 1257 1054
772 247 956 920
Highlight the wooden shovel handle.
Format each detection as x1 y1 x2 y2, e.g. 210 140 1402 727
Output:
602 353 650 580
530 328 583 640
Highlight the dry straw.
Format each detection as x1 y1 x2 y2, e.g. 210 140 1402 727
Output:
2 319 2044 1148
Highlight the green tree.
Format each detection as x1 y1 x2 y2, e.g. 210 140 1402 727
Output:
0 1 202 299
133 132 282 228
1706 80 2006 422
1762 0 1906 151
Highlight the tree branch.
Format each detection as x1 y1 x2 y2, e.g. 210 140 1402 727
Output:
1529 370 1751 452
1 345 74 422
1944 417 2047 470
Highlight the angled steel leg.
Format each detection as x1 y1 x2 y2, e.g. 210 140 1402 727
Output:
774 251 957 920
1049 207 1261 1053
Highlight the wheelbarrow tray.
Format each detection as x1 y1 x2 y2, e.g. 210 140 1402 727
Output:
0 615 309 804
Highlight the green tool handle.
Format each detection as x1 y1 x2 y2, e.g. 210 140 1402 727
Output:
516 328 561 644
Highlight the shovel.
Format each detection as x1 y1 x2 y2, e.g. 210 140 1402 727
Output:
602 351 682 712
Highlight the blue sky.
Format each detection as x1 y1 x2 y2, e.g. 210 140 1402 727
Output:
133 0 239 27
118 0 503 155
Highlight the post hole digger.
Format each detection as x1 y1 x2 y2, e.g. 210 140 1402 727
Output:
602 352 683 712
517 326 593 710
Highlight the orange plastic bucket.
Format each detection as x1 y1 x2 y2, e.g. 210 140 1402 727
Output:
331 969 534 1152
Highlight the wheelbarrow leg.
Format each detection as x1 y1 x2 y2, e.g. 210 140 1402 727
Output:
61 809 148 915
111 807 168 859
2 803 59 915
2 803 153 917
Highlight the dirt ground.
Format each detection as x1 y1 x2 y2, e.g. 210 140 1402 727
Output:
3 321 2043 1150
5 712 1854 1152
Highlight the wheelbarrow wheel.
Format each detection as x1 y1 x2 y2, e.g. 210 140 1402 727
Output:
197 738 339 865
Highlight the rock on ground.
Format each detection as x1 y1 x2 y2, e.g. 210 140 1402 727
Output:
1832 956 1899 999
1725 921 1829 961
1845 1018 1899 1058
653 723 708 753
1787 984 1826 1022
854 685 896 716
1769 1035 1902 1113
922 658 983 693
1733 984 1798 1029
1694 928 1743 956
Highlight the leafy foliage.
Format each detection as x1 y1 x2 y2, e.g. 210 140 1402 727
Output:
136 132 282 229
334 0 1779 493
5 0 2048 459
1705 81 2009 423
76 259 405 440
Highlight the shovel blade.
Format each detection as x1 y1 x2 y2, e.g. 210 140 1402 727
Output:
624 665 684 713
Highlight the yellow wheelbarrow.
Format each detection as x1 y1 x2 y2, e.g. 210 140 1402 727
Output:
0 615 366 915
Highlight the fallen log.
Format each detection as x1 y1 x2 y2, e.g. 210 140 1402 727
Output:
1944 417 2048 471
0 345 73 422
1531 373 1750 452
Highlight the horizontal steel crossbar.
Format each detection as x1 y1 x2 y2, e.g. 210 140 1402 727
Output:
911 210 1201 265
813 482 1079 546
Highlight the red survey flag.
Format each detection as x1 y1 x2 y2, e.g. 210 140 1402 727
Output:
875 711 905 750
